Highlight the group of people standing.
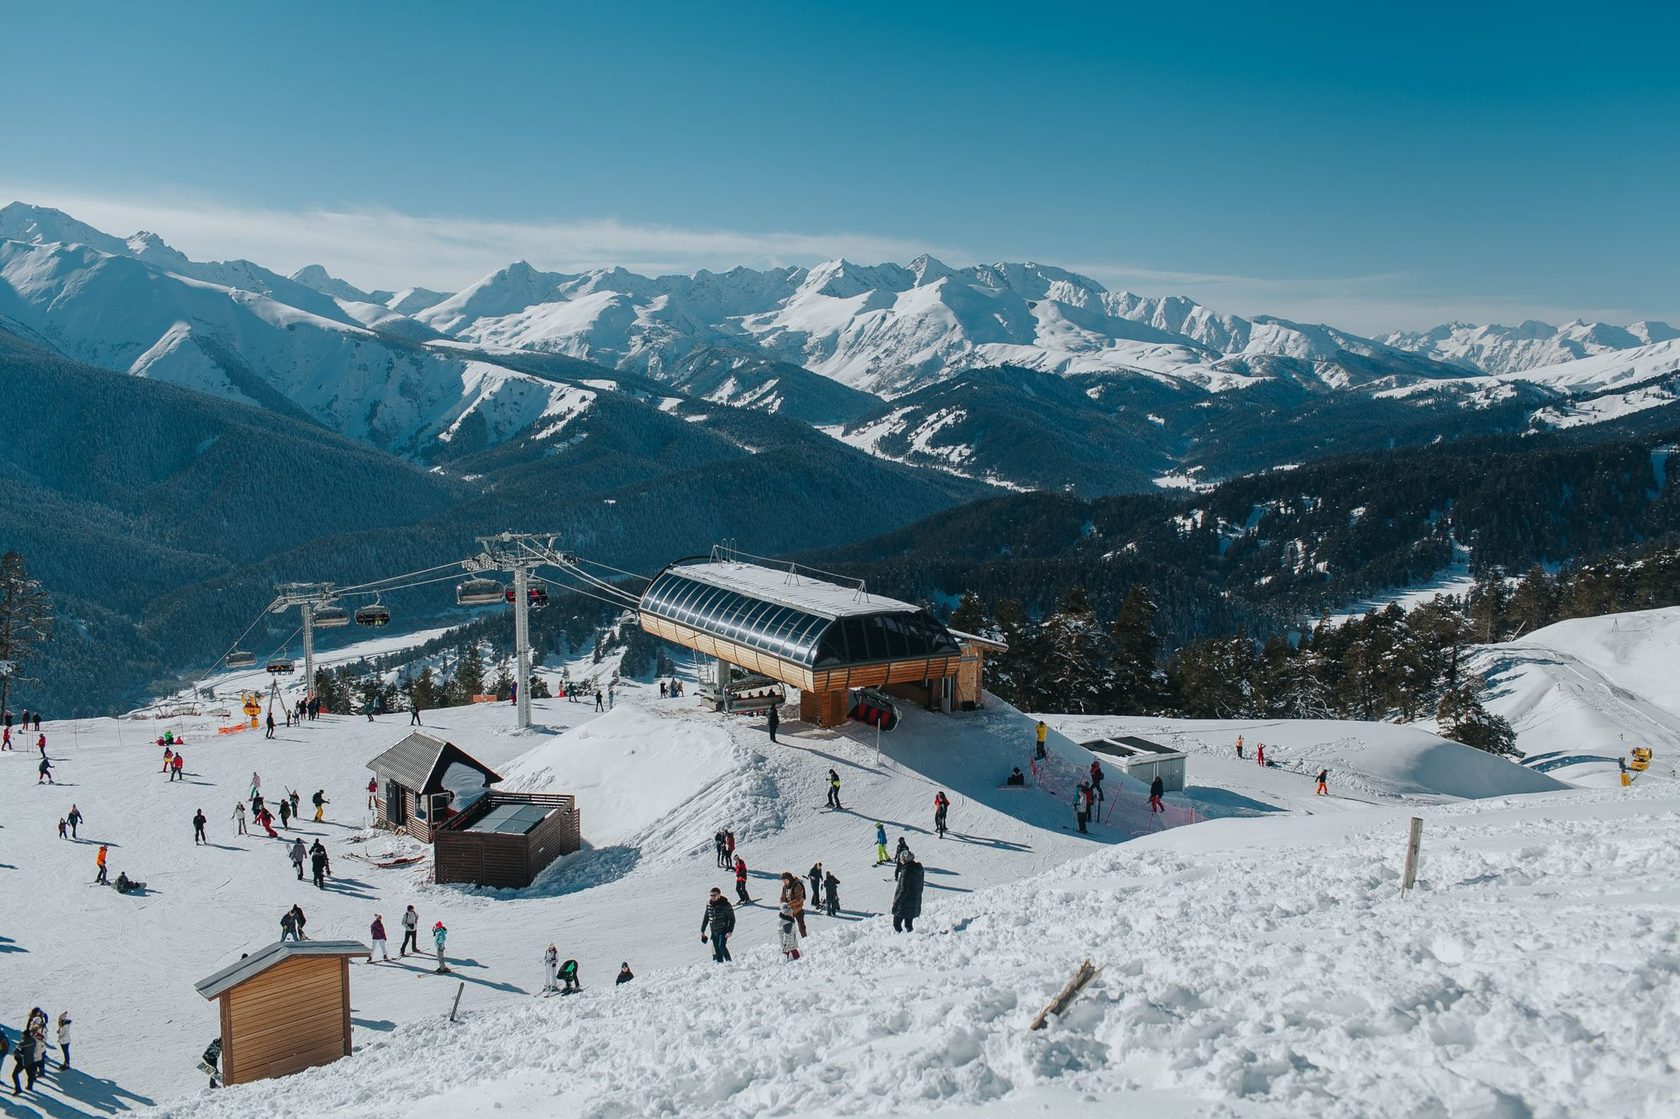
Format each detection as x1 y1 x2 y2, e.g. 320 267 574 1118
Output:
6 1008 70 1097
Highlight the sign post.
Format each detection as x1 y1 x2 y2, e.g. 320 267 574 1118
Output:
1400 816 1424 897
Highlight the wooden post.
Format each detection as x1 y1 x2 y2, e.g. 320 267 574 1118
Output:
1029 959 1101 1031
449 981 465 1022
1400 816 1424 896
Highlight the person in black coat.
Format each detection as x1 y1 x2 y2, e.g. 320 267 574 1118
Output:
701 888 735 963
891 858 924 932
766 702 779 744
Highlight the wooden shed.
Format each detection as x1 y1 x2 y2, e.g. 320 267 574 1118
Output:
947 628 1008 710
433 790 581 889
368 732 502 843
194 940 368 1086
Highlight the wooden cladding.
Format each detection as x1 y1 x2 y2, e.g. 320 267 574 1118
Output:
433 793 581 889
800 689 848 727
221 955 350 1085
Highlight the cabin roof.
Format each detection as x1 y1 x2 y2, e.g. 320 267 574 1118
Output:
368 732 501 795
195 940 370 1000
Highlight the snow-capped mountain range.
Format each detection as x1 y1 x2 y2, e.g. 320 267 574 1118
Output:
3 200 1677 492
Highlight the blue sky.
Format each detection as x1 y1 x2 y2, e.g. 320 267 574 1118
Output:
3 1 1676 331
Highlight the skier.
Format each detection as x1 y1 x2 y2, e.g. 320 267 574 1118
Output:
891 857 924 933
170 752 184 781
1089 760 1105 803
823 868 840 916
94 845 108 885
559 958 580 994
250 772 261 799
766 701 779 744
807 862 823 913
36 755 52 784
1235 734 1244 760
1074 787 1089 834
194 809 209 844
232 801 246 836
1315 768 1329 796
543 944 559 992
714 829 729 868
733 854 751 904
264 712 276 740
933 790 950 837
778 872 808 936
1035 720 1048 760
616 962 635 985
312 789 328 822
66 804 82 838
873 823 889 866
826 769 842 809
288 789 301 819
400 905 420 956
700 887 735 963
288 837 308 880
893 837 913 879
55 1012 71 1070
1256 743 1266 767
255 805 278 837
1148 774 1165 813
280 908 299 942
432 921 449 972
370 914 389 961
778 904 802 961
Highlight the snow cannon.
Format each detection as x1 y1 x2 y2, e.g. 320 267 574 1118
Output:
1629 747 1652 773
242 693 262 728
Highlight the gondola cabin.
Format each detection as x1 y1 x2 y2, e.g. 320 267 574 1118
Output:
457 578 505 607
194 940 368 1086
367 732 503 843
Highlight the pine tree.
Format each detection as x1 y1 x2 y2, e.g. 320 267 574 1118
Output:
1108 586 1162 714
949 590 988 636
0 551 53 719
1436 682 1518 756
1037 587 1114 714
1468 571 1508 642
454 643 486 699
1506 566 1555 636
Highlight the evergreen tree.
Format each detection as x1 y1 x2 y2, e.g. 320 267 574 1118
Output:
1468 571 1508 642
1036 586 1114 714
0 551 53 719
1108 586 1162 714
949 590 988 636
1506 566 1555 636
1436 682 1519 756
454 643 486 699
490 658 514 701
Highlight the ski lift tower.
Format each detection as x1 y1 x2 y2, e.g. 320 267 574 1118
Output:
462 532 568 730
268 582 339 700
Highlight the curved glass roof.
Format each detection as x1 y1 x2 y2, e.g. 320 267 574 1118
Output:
639 565 960 670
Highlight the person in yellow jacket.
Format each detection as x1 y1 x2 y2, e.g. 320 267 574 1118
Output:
1034 720 1048 760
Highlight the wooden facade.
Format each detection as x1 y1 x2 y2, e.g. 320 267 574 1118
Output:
368 733 502 844
949 631 1009 710
195 942 367 1086
433 791 581 889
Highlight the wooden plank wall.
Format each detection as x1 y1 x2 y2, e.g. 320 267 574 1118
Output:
223 955 349 1084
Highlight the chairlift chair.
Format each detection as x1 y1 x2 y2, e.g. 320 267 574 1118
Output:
225 651 256 669
457 578 505 606
355 602 392 627
313 605 350 628
266 659 296 675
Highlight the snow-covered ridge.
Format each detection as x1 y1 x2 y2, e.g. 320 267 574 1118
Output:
1385 317 1680 375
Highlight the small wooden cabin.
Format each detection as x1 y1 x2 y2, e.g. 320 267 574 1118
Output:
368 732 502 843
194 940 368 1086
433 790 581 889
948 629 1008 710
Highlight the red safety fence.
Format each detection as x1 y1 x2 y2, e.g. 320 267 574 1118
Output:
1029 747 1202 832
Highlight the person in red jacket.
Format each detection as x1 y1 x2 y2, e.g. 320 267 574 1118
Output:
1256 743 1266 768
932 791 950 837
733 854 750 904
1088 760 1106 803
170 752 185 781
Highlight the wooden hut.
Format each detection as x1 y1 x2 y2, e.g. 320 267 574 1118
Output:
948 628 1008 710
433 790 581 889
194 940 368 1086
636 557 965 727
368 732 501 843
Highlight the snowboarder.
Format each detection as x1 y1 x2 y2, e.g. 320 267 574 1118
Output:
714 829 729 868
933 790 950 837
194 809 208 844
766 702 779 744
400 905 420 955
543 944 559 992
779 872 808 936
1089 761 1105 803
432 921 449 972
289 837 308 880
55 1013 70 1071
370 915 389 961
1148 774 1165 813
873 823 889 866
826 769 842 809
778 904 802 961
312 789 328 822
733 854 750 904
823 868 840 916
66 804 82 838
808 862 823 912
1035 720 1048 760
559 958 580 993
893 837 913 879
1316 768 1329 796
115 871 145 894
94 845 108 884
232 801 246 836
701 887 735 963
616 962 635 985
892 857 924 933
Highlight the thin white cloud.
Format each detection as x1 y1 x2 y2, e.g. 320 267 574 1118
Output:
2 183 1668 334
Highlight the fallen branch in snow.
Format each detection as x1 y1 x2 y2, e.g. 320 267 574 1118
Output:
1030 958 1102 1030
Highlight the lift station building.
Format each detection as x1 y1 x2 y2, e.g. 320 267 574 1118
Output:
636 557 997 726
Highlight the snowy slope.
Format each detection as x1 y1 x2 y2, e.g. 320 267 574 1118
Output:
1385 318 1680 375
1470 606 1680 785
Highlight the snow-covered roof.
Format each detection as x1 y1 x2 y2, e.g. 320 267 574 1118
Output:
668 561 917 619
368 732 501 794
195 940 370 1000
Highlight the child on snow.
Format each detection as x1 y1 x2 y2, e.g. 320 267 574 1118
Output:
778 905 802 961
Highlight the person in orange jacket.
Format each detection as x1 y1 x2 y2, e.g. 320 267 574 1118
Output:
94 845 109 885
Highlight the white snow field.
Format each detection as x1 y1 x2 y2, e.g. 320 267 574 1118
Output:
1471 606 1680 785
2 665 1674 1117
